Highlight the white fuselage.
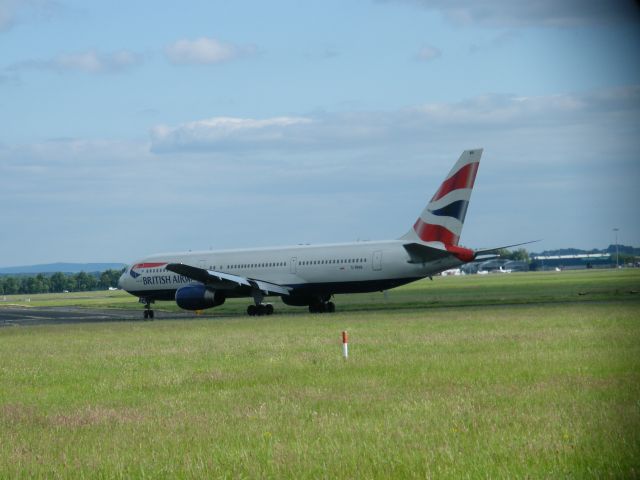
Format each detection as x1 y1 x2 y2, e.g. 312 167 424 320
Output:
118 239 464 301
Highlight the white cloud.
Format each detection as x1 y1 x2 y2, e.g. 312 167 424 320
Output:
149 86 640 156
415 45 441 61
7 49 144 75
0 0 60 32
164 37 256 65
382 0 640 27
150 116 313 153
53 50 142 73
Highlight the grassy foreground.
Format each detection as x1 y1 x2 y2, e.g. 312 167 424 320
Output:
1 271 639 478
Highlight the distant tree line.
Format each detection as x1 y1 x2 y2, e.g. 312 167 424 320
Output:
507 245 640 266
0 269 124 295
535 244 639 257
495 248 530 263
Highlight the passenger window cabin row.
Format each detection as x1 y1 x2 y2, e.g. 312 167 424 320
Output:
142 257 368 273
222 257 367 270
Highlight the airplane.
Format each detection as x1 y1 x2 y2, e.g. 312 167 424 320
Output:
118 148 516 319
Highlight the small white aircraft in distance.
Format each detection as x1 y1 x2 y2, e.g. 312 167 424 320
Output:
118 149 525 319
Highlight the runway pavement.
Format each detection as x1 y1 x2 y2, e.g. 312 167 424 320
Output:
0 306 193 326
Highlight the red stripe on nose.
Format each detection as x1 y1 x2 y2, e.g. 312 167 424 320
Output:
134 262 167 269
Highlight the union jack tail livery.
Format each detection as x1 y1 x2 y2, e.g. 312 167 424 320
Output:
401 149 482 246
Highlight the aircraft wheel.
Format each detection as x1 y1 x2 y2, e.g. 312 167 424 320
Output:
143 310 149 320
256 304 266 316
265 304 274 315
326 301 335 313
247 305 257 316
149 310 154 320
309 302 325 313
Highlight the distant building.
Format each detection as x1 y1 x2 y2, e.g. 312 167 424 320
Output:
503 260 529 272
461 262 480 274
530 253 612 271
478 259 509 272
440 268 462 276
461 259 509 274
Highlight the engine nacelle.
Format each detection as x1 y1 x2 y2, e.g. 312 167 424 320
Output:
175 285 225 310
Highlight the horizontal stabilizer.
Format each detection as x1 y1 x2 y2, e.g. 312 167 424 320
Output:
473 240 541 257
402 243 452 264
473 254 500 261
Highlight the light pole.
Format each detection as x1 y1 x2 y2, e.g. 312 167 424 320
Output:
613 228 619 268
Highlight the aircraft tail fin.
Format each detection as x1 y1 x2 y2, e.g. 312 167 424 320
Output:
401 149 482 246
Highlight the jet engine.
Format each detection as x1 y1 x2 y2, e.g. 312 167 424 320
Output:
175 285 225 310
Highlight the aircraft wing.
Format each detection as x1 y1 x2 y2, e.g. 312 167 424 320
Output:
166 263 292 296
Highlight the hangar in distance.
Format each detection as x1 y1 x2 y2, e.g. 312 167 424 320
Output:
118 149 517 318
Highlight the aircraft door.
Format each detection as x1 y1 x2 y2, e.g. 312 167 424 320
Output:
372 251 382 271
290 257 297 274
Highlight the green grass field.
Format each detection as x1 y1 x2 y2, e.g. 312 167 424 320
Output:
1 270 639 478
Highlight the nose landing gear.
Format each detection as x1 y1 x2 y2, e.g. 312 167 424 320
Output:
140 298 155 320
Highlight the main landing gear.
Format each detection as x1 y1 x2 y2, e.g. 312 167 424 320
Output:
308 301 335 314
140 298 155 320
247 289 274 316
247 303 274 316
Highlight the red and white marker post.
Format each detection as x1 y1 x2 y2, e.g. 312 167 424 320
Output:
342 331 348 359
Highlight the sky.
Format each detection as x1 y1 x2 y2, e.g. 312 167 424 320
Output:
1 0 639 266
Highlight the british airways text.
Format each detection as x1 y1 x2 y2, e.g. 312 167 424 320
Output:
142 274 192 286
